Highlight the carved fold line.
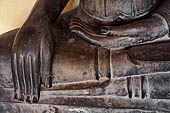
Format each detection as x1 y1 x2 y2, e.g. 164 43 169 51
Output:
104 0 107 17
133 0 137 17
70 18 108 38
42 79 110 91
131 0 133 17
140 76 143 99
140 0 142 14
70 18 96 33
70 21 99 37
132 76 143 99
40 35 43 83
109 50 113 78
97 47 111 79
146 76 150 99
95 47 99 80
141 75 145 99
127 77 132 98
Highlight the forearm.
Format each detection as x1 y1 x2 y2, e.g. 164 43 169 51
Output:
27 0 69 25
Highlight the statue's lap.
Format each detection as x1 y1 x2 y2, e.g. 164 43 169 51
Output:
1 27 170 112
1 27 170 87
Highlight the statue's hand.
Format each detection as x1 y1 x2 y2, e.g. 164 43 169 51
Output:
11 18 54 103
70 14 169 50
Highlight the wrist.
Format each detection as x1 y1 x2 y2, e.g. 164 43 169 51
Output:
27 0 69 25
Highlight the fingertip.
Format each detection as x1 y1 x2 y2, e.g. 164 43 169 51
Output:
44 75 52 88
19 94 25 101
14 93 18 99
26 96 31 103
100 26 110 35
32 96 39 103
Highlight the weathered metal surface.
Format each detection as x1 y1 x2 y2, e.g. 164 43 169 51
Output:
80 0 160 22
1 29 170 112
1 29 170 86
1 0 170 112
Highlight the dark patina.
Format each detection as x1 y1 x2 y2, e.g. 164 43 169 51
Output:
0 0 170 112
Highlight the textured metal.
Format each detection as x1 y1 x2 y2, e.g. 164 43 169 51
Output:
0 0 170 112
80 0 160 22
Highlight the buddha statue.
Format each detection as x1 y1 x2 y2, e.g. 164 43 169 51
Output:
0 0 170 110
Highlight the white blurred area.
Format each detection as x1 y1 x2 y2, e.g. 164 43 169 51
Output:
0 0 79 35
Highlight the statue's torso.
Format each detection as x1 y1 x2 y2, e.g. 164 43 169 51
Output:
80 0 160 22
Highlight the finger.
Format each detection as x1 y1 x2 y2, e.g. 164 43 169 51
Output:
24 55 32 103
40 38 53 88
100 26 133 37
11 53 20 99
70 19 111 39
70 18 130 41
70 24 108 46
70 18 97 33
100 26 121 36
100 26 112 35
17 54 26 101
99 21 149 37
70 18 106 37
71 25 139 50
41 48 53 88
31 55 40 103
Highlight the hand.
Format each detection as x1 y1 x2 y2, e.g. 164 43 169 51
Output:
70 14 169 50
11 18 54 103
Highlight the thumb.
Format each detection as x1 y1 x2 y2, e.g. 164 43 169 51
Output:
40 35 53 88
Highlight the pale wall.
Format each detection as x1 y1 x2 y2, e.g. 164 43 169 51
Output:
0 0 79 35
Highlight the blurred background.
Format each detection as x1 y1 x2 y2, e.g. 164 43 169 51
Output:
0 0 79 35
